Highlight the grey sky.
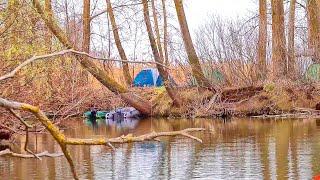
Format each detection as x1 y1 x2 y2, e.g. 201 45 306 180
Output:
88 0 258 59
184 0 257 31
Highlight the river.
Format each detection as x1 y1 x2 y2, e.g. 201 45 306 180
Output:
1 118 320 179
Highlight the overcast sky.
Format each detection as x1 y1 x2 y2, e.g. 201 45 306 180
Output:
184 0 257 31
88 0 259 58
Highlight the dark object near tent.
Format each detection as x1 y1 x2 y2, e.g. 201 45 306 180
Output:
316 102 320 111
133 68 164 87
187 68 225 86
306 64 320 81
0 130 11 140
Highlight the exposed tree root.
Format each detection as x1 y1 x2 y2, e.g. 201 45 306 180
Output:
221 86 264 102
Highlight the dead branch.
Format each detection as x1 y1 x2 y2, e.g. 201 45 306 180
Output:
24 126 41 159
0 149 63 158
8 109 32 128
90 2 144 21
65 128 205 145
0 97 205 180
0 124 18 134
7 109 39 159
295 48 315 58
0 97 78 179
0 49 170 82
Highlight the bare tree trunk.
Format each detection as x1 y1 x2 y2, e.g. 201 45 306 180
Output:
32 0 152 115
307 0 320 63
82 0 90 53
142 0 182 107
106 0 132 86
161 0 169 65
45 0 52 51
0 0 18 36
81 0 91 82
173 0 214 91
4 0 19 43
287 0 296 78
44 0 54 96
258 0 267 79
271 0 287 79
151 0 165 62
64 0 70 37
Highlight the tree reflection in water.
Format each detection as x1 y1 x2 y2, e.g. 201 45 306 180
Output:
1 118 320 179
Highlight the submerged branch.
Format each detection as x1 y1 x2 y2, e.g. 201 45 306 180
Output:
0 49 170 81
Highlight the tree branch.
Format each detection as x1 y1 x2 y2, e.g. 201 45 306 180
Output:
0 149 63 158
90 2 144 21
0 97 205 180
65 128 204 145
8 109 33 128
0 49 170 82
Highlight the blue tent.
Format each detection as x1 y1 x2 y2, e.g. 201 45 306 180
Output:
133 68 164 87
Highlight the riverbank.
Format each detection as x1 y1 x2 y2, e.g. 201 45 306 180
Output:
149 82 320 118
43 82 320 119
0 82 319 124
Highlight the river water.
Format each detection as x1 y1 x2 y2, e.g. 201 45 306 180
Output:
0 118 320 180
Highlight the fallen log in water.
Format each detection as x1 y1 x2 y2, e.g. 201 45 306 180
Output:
65 128 205 146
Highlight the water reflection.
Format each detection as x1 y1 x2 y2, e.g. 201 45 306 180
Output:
105 118 140 130
0 118 320 179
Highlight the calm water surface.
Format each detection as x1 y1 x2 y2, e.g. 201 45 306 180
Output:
1 118 320 180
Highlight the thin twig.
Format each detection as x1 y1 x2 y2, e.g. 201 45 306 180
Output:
24 126 41 160
8 109 33 128
0 149 63 158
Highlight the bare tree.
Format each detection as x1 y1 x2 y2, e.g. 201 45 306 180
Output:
307 0 320 63
1 0 18 38
287 0 296 78
161 0 169 65
106 0 132 85
82 0 91 53
44 0 52 51
271 0 287 79
173 0 214 91
142 0 183 106
194 15 259 86
151 0 165 62
258 0 267 79
32 0 152 115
